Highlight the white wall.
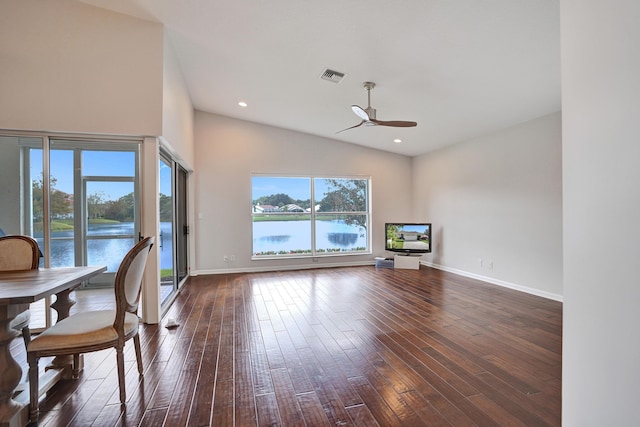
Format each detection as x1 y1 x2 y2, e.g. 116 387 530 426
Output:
162 35 195 168
413 113 563 300
0 0 163 136
192 112 413 273
561 2 640 425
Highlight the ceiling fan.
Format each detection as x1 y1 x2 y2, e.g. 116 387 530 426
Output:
337 81 417 133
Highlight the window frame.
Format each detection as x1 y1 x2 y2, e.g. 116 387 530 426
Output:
251 174 372 259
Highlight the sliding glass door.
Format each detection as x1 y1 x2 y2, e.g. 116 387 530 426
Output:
159 152 189 309
0 135 141 326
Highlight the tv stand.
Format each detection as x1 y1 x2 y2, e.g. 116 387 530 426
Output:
394 254 420 270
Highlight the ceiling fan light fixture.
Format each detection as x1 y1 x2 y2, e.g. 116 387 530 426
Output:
351 105 369 121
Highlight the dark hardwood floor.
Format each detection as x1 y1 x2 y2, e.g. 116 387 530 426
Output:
12 266 562 426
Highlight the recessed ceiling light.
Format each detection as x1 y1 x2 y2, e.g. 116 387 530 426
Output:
394 139 402 144
238 101 248 107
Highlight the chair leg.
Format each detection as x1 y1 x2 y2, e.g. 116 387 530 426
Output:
27 353 39 424
133 334 143 376
116 346 126 405
21 326 31 347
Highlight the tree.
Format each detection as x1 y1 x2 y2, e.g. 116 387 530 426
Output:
118 192 136 221
159 193 172 221
386 224 399 242
254 193 294 207
318 179 368 229
32 174 72 221
87 191 106 219
297 198 311 210
103 192 135 222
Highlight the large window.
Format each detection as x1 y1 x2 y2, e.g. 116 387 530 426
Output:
252 175 370 258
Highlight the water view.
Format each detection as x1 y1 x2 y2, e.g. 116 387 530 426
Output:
35 222 174 273
253 219 367 255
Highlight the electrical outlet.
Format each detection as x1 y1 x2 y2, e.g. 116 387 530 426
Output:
488 260 493 269
223 255 229 262
230 255 235 261
478 258 483 267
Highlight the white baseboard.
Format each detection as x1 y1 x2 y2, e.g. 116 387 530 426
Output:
191 260 563 303
191 260 374 276
421 260 563 302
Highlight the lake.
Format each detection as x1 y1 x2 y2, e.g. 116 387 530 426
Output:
253 219 367 255
37 219 367 268
35 222 173 272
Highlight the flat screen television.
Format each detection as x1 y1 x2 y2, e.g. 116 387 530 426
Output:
385 223 432 254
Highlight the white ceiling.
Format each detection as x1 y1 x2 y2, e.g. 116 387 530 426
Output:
80 0 560 157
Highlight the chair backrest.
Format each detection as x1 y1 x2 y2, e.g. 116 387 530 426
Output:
113 236 154 332
0 235 40 271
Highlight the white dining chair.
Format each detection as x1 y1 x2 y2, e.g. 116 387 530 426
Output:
0 235 40 346
27 236 154 423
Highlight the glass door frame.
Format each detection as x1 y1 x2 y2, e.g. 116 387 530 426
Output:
159 149 190 312
159 153 176 305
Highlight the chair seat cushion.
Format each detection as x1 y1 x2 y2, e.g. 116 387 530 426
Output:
28 310 139 353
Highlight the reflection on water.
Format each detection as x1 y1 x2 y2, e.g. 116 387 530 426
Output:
87 238 136 271
260 235 291 243
253 219 367 254
327 232 358 246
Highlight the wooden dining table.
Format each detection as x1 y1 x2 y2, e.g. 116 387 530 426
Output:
0 265 106 427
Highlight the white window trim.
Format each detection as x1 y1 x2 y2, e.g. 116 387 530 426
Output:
251 174 372 259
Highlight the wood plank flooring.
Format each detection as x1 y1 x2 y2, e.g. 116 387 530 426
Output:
12 266 562 426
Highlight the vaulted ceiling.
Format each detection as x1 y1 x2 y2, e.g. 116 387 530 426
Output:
80 0 560 156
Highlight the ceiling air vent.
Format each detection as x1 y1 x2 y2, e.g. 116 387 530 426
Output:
320 68 345 83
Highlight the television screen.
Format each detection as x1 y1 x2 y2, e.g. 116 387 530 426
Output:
385 223 431 254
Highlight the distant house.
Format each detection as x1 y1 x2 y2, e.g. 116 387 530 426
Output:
283 204 304 212
397 231 421 241
254 204 279 213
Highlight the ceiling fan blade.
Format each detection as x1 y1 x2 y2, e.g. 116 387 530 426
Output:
336 120 366 134
370 119 417 128
351 105 370 121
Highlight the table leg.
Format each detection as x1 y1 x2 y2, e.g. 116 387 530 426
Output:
0 305 28 427
47 289 78 378
50 288 75 321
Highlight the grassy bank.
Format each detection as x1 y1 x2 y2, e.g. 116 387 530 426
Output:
33 218 121 232
252 214 310 222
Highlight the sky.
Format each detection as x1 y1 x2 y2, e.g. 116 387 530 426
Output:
252 176 334 202
31 149 173 199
